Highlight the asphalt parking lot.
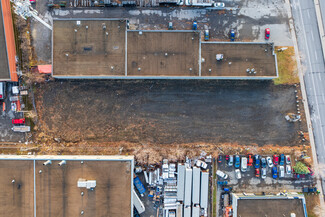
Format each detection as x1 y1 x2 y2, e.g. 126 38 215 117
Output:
216 155 314 192
0 83 25 143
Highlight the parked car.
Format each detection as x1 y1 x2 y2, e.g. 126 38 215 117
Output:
228 155 233 166
279 166 285 178
266 157 273 167
192 21 197 30
286 155 291 164
279 154 285 166
217 181 228 185
216 170 228 179
286 165 292 175
272 166 278 179
0 82 4 100
225 155 230 162
204 30 209 41
168 22 173 30
261 157 267 168
230 29 235 41
218 155 223 164
255 168 260 177
254 155 260 168
265 28 270 39
234 155 240 168
308 167 314 176
273 155 279 165
241 157 247 172
261 168 267 179
235 169 241 179
214 2 225 7
247 154 253 167
12 118 25 125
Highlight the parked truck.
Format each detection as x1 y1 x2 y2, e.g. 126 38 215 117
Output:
134 176 146 197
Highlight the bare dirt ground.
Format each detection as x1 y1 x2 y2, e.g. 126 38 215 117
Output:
34 80 306 147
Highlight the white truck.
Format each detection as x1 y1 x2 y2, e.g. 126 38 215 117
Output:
0 82 5 100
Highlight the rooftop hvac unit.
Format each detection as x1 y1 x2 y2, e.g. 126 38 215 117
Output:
77 178 96 189
216 54 223 61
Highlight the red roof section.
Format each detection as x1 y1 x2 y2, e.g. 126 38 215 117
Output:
1 0 17 82
37 65 52 74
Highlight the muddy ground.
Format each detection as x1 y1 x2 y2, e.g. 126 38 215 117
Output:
34 80 306 146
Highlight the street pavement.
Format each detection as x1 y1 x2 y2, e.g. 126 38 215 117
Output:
291 0 325 196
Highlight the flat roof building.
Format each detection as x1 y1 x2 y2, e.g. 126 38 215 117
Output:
232 193 307 217
0 0 18 81
52 18 278 80
0 155 134 217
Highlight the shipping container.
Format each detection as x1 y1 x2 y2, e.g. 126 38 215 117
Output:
200 171 209 209
134 176 146 196
183 206 191 217
192 167 200 205
184 167 193 206
133 189 145 214
177 164 185 201
176 203 183 217
192 205 200 217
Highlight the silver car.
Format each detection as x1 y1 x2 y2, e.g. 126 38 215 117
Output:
261 168 267 179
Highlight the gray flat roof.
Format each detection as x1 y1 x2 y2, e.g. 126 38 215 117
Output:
127 31 200 77
201 42 277 77
0 1 10 80
52 19 127 77
0 155 133 217
237 198 305 217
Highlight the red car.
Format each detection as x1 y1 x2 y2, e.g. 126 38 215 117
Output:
265 28 270 39
308 167 314 176
247 154 253 167
273 155 279 165
12 118 25 125
255 168 260 177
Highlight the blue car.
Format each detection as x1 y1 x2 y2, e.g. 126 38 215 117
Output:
230 29 235 41
254 155 260 169
272 167 278 179
234 155 240 168
193 21 197 30
279 154 285 166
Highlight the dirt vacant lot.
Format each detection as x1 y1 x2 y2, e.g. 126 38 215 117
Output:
35 80 304 146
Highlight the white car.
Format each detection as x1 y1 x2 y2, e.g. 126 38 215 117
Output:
286 155 291 164
228 155 233 166
241 157 247 172
286 165 292 175
216 170 228 179
196 160 208 170
266 157 273 168
235 169 241 179
279 166 285 178
214 2 225 7
261 168 267 179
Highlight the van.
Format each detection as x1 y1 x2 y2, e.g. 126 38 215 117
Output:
0 82 4 100
241 157 247 172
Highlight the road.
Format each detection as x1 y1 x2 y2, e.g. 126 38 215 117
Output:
290 0 325 197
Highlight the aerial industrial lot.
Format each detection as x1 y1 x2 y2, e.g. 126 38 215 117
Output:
0 0 325 216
